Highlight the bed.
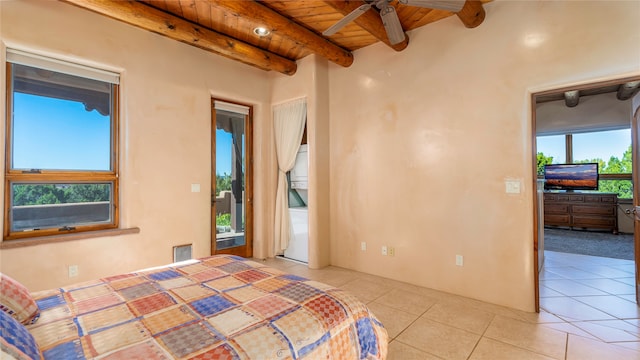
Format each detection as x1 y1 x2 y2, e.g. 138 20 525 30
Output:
1 254 388 359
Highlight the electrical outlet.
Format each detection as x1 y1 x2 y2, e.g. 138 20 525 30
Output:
381 246 388 256
455 255 464 266
388 247 395 256
68 265 79 278
361 242 367 251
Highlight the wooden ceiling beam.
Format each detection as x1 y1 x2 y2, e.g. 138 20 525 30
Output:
323 1 409 52
456 1 486 28
59 0 298 75
207 0 353 67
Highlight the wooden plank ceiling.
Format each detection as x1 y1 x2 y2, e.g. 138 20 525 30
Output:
60 0 489 75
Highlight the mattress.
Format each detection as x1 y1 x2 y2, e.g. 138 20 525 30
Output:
26 255 388 359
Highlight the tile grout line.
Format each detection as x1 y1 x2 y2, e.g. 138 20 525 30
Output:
541 250 640 355
484 313 570 359
388 297 437 341
385 300 444 359
464 313 496 360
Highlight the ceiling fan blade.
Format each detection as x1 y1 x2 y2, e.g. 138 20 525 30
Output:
323 3 372 36
398 0 465 12
379 5 405 45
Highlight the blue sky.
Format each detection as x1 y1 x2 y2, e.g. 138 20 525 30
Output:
537 129 631 164
216 129 232 175
13 93 111 170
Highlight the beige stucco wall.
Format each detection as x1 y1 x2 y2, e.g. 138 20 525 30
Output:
327 0 640 312
0 0 274 291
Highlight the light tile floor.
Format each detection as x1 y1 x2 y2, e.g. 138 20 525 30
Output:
261 252 640 359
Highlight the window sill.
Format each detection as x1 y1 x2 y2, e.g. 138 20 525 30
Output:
0 227 140 249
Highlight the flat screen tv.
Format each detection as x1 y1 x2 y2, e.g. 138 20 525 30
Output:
544 163 599 191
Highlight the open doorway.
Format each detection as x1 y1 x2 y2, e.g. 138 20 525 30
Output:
538 128 634 259
532 77 640 320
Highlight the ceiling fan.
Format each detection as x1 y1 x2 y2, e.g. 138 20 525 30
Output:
323 0 466 45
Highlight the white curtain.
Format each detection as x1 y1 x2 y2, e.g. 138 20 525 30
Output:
273 98 307 254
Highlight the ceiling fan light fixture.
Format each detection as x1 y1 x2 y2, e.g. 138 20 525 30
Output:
253 27 271 37
398 0 465 13
323 4 372 36
380 6 405 45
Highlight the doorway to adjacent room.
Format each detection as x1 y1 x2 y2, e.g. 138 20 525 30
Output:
532 77 640 315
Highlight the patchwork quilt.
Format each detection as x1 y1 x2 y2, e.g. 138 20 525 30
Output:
27 255 388 359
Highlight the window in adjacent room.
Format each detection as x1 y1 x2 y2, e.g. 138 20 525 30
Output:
573 129 632 199
536 134 566 174
536 128 632 198
4 50 120 240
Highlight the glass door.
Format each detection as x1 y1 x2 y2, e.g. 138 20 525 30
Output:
211 99 252 257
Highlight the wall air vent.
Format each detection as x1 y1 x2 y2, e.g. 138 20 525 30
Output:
173 244 193 262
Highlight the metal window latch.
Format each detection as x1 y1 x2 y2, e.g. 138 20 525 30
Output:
59 226 76 231
22 169 41 174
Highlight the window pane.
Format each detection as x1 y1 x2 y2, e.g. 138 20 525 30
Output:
536 135 566 164
573 129 631 174
11 64 112 171
536 134 565 175
11 183 112 231
215 114 245 250
598 179 633 199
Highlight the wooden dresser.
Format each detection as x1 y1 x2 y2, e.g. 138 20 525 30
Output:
543 192 618 234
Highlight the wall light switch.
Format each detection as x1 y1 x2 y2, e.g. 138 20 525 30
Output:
455 255 464 266
361 242 367 251
505 179 521 194
381 246 388 256
68 265 79 277
191 183 201 193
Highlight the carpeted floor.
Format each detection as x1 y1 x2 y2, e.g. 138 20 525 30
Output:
543 227 635 260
